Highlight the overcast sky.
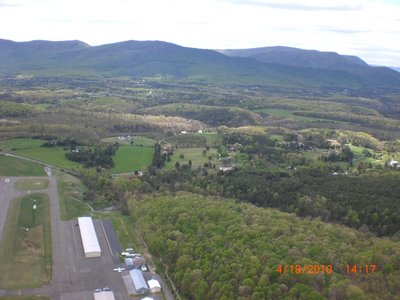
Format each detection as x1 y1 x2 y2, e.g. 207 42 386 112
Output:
1 0 399 67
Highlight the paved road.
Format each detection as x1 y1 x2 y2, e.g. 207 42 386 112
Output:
0 171 132 300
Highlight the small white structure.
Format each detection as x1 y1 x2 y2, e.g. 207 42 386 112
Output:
388 159 398 168
148 279 161 293
94 291 115 300
78 217 101 258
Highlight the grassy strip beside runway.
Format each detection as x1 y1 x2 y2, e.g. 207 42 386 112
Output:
0 193 52 289
14 179 49 191
54 170 90 221
0 155 45 176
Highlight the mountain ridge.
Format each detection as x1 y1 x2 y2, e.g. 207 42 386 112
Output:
0 38 399 89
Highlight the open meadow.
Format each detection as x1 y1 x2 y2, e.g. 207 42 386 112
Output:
110 145 153 174
0 138 81 170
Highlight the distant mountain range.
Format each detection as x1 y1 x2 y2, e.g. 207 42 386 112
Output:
390 67 400 73
0 38 399 89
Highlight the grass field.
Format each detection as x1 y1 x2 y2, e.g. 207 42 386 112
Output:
192 131 221 148
0 193 52 289
94 212 139 250
110 145 153 174
0 138 81 170
0 138 44 151
13 147 81 170
14 179 49 191
102 135 156 147
255 108 325 122
165 147 219 169
0 155 46 176
54 170 91 221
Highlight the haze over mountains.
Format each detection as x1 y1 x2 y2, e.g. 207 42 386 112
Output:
0 38 399 89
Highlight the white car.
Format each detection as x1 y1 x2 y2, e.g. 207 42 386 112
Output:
4 178 10 183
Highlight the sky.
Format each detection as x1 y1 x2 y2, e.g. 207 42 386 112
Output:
0 0 399 67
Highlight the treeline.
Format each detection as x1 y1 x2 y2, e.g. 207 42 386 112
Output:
65 143 118 168
130 193 400 300
293 111 400 131
0 100 36 117
142 104 263 127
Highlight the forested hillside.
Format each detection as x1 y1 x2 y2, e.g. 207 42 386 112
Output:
130 193 400 300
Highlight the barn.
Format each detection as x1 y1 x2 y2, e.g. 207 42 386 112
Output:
78 217 101 258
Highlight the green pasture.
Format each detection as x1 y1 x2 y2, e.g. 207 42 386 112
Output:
0 193 52 289
0 138 44 151
0 138 81 170
13 147 80 169
192 131 221 148
54 170 91 220
14 179 49 191
255 108 324 122
165 147 219 169
0 155 45 176
110 145 153 174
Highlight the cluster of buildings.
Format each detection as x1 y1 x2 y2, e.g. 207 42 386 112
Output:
129 269 161 294
77 216 163 299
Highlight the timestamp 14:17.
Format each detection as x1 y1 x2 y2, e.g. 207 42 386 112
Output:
346 264 376 274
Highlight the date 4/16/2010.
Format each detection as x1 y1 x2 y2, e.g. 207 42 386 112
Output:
275 264 377 275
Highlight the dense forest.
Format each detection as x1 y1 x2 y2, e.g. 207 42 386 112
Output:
130 193 400 300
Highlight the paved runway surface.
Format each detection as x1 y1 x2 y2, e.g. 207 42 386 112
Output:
0 172 132 300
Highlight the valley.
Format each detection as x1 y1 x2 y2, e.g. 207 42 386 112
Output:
0 39 400 300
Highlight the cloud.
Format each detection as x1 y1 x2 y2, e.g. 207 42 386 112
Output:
0 0 18 7
319 27 369 34
221 0 363 11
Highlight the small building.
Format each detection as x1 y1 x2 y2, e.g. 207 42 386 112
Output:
130 269 149 294
219 165 234 172
78 217 101 258
388 159 398 168
125 257 134 267
94 291 115 300
148 279 161 293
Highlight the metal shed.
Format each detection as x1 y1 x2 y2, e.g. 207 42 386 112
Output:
78 217 101 258
129 269 149 294
148 279 161 293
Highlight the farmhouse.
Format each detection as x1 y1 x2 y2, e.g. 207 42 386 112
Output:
77 217 101 258
130 269 149 294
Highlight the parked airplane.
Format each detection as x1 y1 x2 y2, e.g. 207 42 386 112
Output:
113 267 125 273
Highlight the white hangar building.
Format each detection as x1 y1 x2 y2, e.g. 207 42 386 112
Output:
78 216 101 258
94 291 115 300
